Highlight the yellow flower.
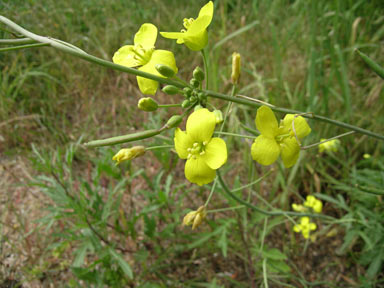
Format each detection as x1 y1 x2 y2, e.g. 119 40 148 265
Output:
183 206 207 230
160 1 214 51
293 217 317 239
113 23 178 95
363 153 371 159
112 146 146 165
174 108 227 186
303 195 323 213
318 138 340 153
251 106 311 168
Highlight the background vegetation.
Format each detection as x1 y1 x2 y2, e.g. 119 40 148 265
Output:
1 0 383 287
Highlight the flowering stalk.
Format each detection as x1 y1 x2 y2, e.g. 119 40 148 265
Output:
1 16 384 142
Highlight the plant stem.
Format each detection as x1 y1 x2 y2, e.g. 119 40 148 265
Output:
0 42 49 52
217 170 334 219
207 205 245 213
0 38 36 45
1 16 383 141
145 145 174 151
214 131 256 139
205 90 384 141
201 49 209 90
301 131 355 150
158 104 181 108
219 85 236 133
205 177 217 206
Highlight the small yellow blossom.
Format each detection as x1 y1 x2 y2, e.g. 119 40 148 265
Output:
318 138 340 153
363 153 371 159
251 106 311 168
293 217 317 239
112 146 146 165
160 1 214 51
174 108 227 186
183 206 207 230
292 195 323 213
304 195 323 213
113 23 178 95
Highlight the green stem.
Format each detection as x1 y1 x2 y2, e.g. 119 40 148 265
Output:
201 49 209 90
145 145 174 151
232 170 273 192
0 16 184 89
217 170 334 220
0 42 49 52
1 16 383 142
301 131 355 150
84 129 163 147
158 104 181 108
0 38 36 45
219 85 236 133
207 205 245 213
205 177 217 206
205 90 384 141
214 131 256 139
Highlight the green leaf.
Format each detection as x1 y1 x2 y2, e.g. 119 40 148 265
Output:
367 250 383 279
262 248 287 260
108 248 133 279
356 50 384 79
217 228 228 258
267 259 291 273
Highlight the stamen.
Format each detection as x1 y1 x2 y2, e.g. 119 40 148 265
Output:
199 151 205 155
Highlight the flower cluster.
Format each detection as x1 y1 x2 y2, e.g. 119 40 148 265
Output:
318 138 340 153
251 106 311 168
292 195 323 213
293 217 317 239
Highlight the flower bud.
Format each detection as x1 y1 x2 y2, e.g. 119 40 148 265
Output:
197 92 206 101
190 78 200 88
231 52 241 84
138 97 158 112
182 206 207 230
213 110 223 124
112 146 146 165
155 64 176 78
166 115 183 128
162 85 180 95
193 66 205 82
181 99 190 108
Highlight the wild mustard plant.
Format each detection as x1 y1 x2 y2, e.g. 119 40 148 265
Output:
2 2 384 282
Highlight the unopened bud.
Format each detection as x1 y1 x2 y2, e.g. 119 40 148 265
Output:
182 206 207 230
190 78 200 88
181 99 190 108
162 85 180 95
231 52 241 84
213 110 223 124
166 115 183 128
138 97 158 112
112 146 146 165
155 64 176 78
193 66 205 82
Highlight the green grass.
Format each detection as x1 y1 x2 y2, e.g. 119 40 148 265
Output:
1 0 384 286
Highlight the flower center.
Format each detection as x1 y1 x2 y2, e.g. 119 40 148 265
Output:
187 141 208 159
132 44 154 64
181 18 195 32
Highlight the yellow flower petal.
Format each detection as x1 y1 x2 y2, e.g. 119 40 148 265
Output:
137 49 178 95
202 137 227 170
134 23 158 48
174 128 193 159
280 137 300 168
160 31 184 40
185 157 216 186
255 106 279 138
293 225 301 233
309 223 317 231
186 108 216 143
112 45 143 67
184 28 208 51
251 135 280 166
281 114 311 139
198 1 214 19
